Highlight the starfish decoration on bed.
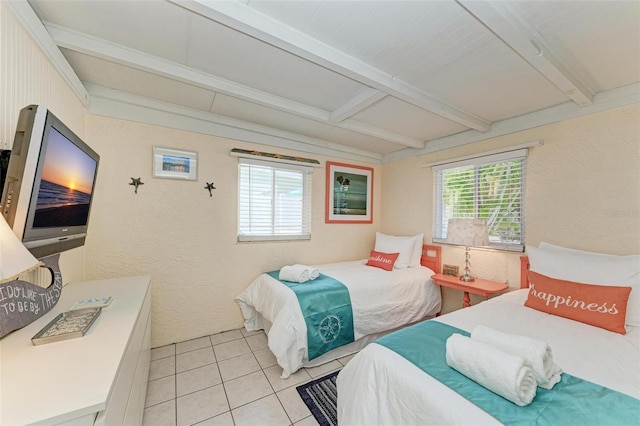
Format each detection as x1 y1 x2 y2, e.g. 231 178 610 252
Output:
129 177 144 194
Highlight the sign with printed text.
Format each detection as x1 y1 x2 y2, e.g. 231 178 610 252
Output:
0 254 62 338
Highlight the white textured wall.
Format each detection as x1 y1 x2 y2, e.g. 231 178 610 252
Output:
381 104 640 314
1 2 88 284
83 116 380 347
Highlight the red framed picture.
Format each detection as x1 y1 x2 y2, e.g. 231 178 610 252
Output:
325 162 373 224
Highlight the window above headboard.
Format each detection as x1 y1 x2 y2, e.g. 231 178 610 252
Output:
431 149 528 252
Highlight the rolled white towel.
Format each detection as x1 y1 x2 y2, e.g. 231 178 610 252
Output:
279 265 310 283
295 264 320 280
471 325 562 390
446 333 537 406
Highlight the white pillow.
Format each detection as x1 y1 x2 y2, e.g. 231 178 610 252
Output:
409 233 424 268
539 242 618 257
374 233 416 269
527 245 640 326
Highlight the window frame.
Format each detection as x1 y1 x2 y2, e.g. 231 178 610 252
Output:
432 149 527 252
237 157 312 242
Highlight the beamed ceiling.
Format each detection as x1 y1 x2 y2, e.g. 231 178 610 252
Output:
12 0 640 163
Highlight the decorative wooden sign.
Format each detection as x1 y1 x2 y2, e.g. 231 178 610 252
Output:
0 254 62 338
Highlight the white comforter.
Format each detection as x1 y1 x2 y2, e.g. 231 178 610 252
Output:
235 261 441 377
337 289 640 425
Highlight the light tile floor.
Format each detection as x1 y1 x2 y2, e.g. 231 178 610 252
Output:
143 328 356 426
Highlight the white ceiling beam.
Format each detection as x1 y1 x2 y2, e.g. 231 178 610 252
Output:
383 82 639 163
86 84 385 163
339 119 422 148
457 0 593 107
7 1 89 106
330 89 386 122
46 22 424 149
169 0 491 132
45 23 327 120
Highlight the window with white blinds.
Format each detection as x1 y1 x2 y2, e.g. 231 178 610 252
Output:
238 158 312 242
433 149 527 251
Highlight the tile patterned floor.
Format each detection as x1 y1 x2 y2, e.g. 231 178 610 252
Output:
143 328 356 426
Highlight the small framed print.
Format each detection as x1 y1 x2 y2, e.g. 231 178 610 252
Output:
153 147 197 180
443 264 460 277
325 162 373 224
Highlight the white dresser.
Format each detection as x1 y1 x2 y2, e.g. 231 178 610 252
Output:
0 276 151 425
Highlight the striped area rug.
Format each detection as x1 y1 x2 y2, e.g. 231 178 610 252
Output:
296 370 340 426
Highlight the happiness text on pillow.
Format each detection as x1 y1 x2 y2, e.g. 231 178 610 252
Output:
529 284 620 315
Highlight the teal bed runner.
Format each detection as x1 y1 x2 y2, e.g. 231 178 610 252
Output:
376 321 640 425
267 271 354 360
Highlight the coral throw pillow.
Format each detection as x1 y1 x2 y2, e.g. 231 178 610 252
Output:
366 250 400 271
525 270 631 334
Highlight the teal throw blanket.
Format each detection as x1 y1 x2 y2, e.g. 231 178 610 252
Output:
376 321 640 425
267 271 354 360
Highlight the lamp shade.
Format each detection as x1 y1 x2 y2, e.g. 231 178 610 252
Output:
0 215 41 283
446 219 489 247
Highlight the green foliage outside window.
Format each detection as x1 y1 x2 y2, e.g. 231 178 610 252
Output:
441 159 523 244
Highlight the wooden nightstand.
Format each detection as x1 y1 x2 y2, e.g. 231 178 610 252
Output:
431 273 508 308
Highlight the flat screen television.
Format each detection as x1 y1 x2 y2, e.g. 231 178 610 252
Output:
0 105 100 259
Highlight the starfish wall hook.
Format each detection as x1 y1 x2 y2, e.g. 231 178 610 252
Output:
129 177 144 194
204 182 216 197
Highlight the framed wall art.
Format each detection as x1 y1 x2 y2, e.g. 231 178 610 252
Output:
325 162 373 224
153 146 197 180
443 264 460 277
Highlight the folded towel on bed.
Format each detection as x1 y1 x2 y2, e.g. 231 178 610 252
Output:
299 264 320 280
471 325 562 390
446 333 537 406
279 265 310 283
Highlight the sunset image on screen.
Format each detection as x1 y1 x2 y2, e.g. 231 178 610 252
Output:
40 128 96 195
33 127 97 228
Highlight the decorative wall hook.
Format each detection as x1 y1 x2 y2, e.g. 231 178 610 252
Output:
129 177 144 194
204 182 216 197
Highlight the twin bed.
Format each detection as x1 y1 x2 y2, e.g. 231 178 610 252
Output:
235 238 442 378
337 243 640 425
236 238 639 424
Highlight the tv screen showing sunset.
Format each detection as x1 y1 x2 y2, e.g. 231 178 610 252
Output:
33 127 97 228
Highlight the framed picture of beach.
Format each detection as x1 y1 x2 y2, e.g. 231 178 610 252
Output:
325 162 373 224
153 147 198 180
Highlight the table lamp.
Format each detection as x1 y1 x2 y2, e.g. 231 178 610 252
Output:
0 215 41 282
446 219 489 282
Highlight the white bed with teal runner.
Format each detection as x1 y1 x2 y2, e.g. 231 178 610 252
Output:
236 259 441 378
338 289 640 425
265 271 355 361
